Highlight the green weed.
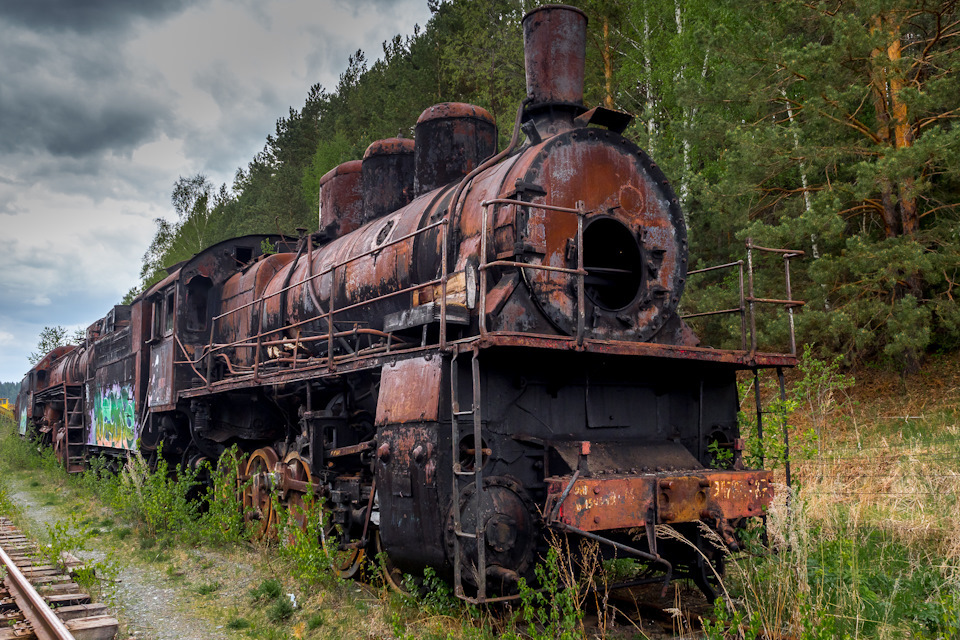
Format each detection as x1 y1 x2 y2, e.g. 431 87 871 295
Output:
514 547 583 640
194 581 222 596
39 517 119 603
225 617 251 630
250 578 284 602
112 447 201 540
197 445 249 545
267 596 295 623
274 493 347 588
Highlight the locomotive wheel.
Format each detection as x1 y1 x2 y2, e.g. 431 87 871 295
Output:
281 452 313 541
319 497 367 580
334 542 367 581
372 528 406 592
243 447 280 539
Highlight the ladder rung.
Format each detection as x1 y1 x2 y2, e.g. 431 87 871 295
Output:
454 470 474 476
453 410 474 417
455 530 477 539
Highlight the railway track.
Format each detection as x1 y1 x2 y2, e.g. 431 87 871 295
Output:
0 517 118 640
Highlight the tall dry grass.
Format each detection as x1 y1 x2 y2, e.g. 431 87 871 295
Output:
710 354 960 639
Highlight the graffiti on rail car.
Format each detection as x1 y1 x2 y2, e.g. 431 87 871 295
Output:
88 383 138 449
19 407 27 436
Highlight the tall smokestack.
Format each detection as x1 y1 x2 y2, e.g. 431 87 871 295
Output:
522 4 588 127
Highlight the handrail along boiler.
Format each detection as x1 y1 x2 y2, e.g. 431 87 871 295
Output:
16 4 802 602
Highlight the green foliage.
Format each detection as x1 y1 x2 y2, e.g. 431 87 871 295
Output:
395 565 460 618
514 548 583 640
724 514 960 639
739 345 854 469
273 493 346 589
28 325 69 364
793 344 855 441
738 378 807 470
197 446 249 546
250 578 284 602
306 613 325 630
194 581 222 596
0 483 18 521
267 596 296 623
708 438 735 469
260 238 277 255
226 617 251 630
40 517 119 603
140 174 232 289
112 448 201 540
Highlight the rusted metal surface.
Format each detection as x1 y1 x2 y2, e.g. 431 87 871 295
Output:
376 424 446 570
453 125 688 344
30 347 76 394
15 345 77 437
319 160 363 240
545 469 773 532
361 138 415 223
375 356 443 426
547 474 655 531
522 5 588 109
146 340 173 409
16 3 807 608
414 103 496 196
216 253 296 368
179 332 796 401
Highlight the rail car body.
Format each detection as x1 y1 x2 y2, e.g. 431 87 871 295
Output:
17 4 797 601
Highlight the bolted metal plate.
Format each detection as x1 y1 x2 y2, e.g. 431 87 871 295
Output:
375 356 443 426
546 469 773 532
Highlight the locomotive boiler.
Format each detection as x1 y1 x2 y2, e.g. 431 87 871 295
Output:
16 4 799 603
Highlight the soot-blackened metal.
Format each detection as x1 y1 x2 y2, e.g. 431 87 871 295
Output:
414 102 497 197
362 138 415 223
319 160 363 240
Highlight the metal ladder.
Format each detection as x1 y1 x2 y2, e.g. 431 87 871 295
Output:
449 347 488 601
63 386 85 473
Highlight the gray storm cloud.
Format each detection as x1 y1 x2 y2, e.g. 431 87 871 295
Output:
0 0 194 32
0 0 432 382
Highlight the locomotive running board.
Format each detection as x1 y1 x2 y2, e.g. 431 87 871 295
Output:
544 469 773 532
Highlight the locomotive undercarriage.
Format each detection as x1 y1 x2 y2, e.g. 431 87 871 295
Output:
175 342 773 601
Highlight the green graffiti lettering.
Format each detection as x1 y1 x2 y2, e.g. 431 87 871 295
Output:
90 384 137 450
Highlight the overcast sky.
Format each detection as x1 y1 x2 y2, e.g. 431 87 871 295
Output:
0 0 433 382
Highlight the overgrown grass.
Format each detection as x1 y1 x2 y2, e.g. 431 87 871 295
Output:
3 351 960 639
704 351 960 639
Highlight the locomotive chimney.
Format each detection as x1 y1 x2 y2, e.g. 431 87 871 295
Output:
414 102 497 197
361 138 415 223
521 4 588 135
318 160 363 240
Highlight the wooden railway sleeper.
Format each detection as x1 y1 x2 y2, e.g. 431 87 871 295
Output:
0 518 117 640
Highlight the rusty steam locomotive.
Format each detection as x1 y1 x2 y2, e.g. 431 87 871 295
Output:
16 5 796 602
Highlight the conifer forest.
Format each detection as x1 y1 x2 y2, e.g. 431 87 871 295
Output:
140 0 959 368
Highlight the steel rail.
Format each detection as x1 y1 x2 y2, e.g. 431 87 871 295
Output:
0 543 77 640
